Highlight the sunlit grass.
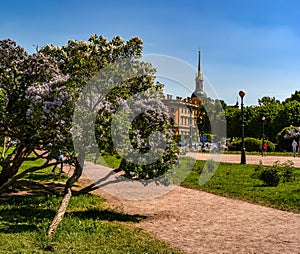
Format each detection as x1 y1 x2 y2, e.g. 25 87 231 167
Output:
0 194 183 254
181 160 300 212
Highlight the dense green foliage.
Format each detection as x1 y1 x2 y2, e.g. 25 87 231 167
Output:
42 35 179 180
252 160 295 186
223 91 300 147
194 98 226 142
0 35 179 191
228 137 275 152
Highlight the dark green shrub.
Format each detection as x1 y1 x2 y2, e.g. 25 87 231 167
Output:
252 160 295 186
228 138 275 152
252 160 264 179
173 134 181 143
259 168 280 187
266 140 276 152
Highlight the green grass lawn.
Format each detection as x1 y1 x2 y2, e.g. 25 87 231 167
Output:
2 150 300 253
0 194 182 254
181 160 300 212
0 151 182 254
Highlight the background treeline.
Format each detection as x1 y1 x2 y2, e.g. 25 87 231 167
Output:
224 91 300 151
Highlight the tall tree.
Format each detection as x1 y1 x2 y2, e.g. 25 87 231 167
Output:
0 35 146 191
225 106 240 139
0 39 73 190
46 36 178 236
284 90 300 103
0 35 179 236
258 96 280 106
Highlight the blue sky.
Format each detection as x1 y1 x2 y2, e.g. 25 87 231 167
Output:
1 0 300 105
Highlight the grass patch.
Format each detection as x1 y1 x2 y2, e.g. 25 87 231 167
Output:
1 148 69 184
181 160 300 212
21 162 70 183
1 151 181 253
0 194 182 254
86 152 122 169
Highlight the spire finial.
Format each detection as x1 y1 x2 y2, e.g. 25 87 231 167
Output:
198 48 201 76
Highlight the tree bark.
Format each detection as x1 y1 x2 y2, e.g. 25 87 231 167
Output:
0 161 56 194
1 136 8 160
47 158 83 238
47 187 72 237
0 145 31 187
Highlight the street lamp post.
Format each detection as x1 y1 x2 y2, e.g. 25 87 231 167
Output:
239 90 246 164
262 116 265 141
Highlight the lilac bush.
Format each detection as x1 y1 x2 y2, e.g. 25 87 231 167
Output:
0 39 74 188
0 36 179 191
0 36 179 237
283 127 300 140
110 88 178 180
276 126 300 151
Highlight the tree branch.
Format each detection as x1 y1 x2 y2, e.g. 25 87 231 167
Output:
1 136 8 160
0 160 56 193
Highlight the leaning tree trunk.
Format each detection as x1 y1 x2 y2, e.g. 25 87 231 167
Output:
47 158 83 238
1 136 8 159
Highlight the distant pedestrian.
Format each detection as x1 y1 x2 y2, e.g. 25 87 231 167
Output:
201 143 206 153
292 140 298 157
261 141 267 157
52 150 64 173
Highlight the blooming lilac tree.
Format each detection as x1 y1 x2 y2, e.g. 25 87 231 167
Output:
45 38 179 236
0 35 146 191
42 35 179 181
276 126 300 151
0 39 74 190
107 85 179 181
0 36 179 236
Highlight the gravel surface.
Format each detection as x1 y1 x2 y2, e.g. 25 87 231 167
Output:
81 153 300 254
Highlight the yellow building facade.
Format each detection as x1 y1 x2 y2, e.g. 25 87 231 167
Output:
164 49 207 142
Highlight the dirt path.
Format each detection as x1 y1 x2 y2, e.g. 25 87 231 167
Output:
81 154 300 253
186 152 300 168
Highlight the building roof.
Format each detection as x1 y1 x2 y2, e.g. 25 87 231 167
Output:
191 90 207 100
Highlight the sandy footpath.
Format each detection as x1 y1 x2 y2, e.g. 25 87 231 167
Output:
186 152 300 168
81 153 300 253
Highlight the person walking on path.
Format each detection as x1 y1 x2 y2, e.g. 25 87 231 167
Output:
261 141 267 157
292 139 298 157
52 150 64 173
